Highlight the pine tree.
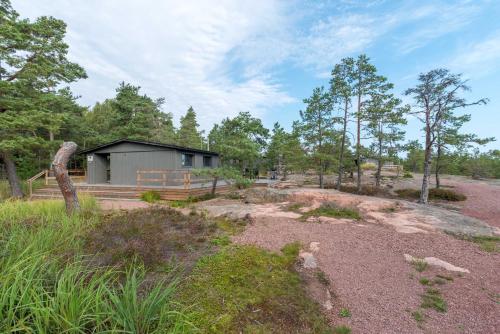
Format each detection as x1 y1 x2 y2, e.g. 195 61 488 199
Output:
405 69 487 203
177 106 202 148
0 0 86 197
298 86 334 188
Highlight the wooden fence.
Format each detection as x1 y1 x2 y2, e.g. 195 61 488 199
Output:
136 169 214 189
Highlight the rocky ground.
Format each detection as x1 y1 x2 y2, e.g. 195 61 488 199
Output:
192 186 500 334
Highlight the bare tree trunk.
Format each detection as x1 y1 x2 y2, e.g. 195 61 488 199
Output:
337 99 348 190
52 142 80 214
356 93 362 193
376 138 383 189
435 134 442 189
211 176 218 196
319 160 324 189
0 152 24 198
420 128 432 204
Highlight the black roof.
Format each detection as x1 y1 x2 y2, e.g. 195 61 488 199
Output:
78 139 219 156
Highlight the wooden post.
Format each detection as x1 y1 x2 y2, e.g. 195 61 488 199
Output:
52 142 80 214
162 172 166 187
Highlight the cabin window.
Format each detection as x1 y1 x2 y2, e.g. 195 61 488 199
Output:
181 153 193 167
203 156 212 167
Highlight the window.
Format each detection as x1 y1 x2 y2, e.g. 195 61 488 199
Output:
203 156 212 167
181 153 193 167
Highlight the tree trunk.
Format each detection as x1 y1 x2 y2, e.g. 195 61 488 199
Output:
211 176 218 196
336 99 348 190
0 152 24 198
319 160 324 189
356 92 362 193
420 128 432 204
52 142 80 214
376 135 383 188
435 134 442 189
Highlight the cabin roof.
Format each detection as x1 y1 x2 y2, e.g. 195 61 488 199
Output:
78 138 219 156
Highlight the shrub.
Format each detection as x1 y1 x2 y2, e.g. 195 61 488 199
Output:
395 188 466 201
361 162 377 171
140 190 161 203
403 171 413 178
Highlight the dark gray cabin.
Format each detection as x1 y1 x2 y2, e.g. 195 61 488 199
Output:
80 139 219 186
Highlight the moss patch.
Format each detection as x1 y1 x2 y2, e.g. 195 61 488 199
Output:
178 244 332 333
303 202 360 220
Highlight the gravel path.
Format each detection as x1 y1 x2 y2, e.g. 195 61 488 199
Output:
233 217 500 334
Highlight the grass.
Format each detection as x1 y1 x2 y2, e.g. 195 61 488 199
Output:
411 259 428 272
0 198 193 333
1 198 335 333
285 202 305 213
169 193 216 208
421 288 447 313
302 202 361 220
178 244 332 333
411 310 425 325
339 308 351 318
333 325 352 334
140 190 161 203
419 277 431 285
445 232 500 253
316 270 330 286
395 188 467 201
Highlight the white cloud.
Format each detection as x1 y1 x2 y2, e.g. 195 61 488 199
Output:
12 0 296 129
449 31 500 78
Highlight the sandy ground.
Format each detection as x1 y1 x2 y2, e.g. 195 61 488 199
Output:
194 188 500 334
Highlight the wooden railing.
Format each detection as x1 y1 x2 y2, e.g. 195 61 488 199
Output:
136 169 214 189
27 169 48 199
27 169 86 199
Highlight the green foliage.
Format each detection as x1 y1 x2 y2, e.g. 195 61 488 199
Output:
446 232 500 253
333 325 352 334
140 190 161 203
421 288 447 313
177 106 203 148
411 259 428 272
411 310 425 325
209 112 269 172
0 198 193 333
303 202 361 220
267 122 307 176
179 245 331 333
395 188 466 201
419 277 431 285
360 162 376 170
339 308 351 318
403 171 413 178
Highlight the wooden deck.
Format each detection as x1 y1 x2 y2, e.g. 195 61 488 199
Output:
31 181 268 201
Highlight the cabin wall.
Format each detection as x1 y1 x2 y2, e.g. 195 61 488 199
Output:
86 153 107 184
85 142 219 186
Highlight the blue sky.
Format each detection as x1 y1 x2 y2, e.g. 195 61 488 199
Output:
13 0 500 150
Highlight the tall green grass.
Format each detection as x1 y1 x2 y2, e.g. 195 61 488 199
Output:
0 198 193 333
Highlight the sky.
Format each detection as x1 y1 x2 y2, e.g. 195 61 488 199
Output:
12 0 500 150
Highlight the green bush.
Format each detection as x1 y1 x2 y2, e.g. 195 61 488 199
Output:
395 188 466 201
361 162 377 171
303 201 361 220
140 190 161 203
403 171 413 178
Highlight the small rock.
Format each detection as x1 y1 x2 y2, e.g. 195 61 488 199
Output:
323 299 333 310
404 253 470 273
299 251 318 269
310 242 320 252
